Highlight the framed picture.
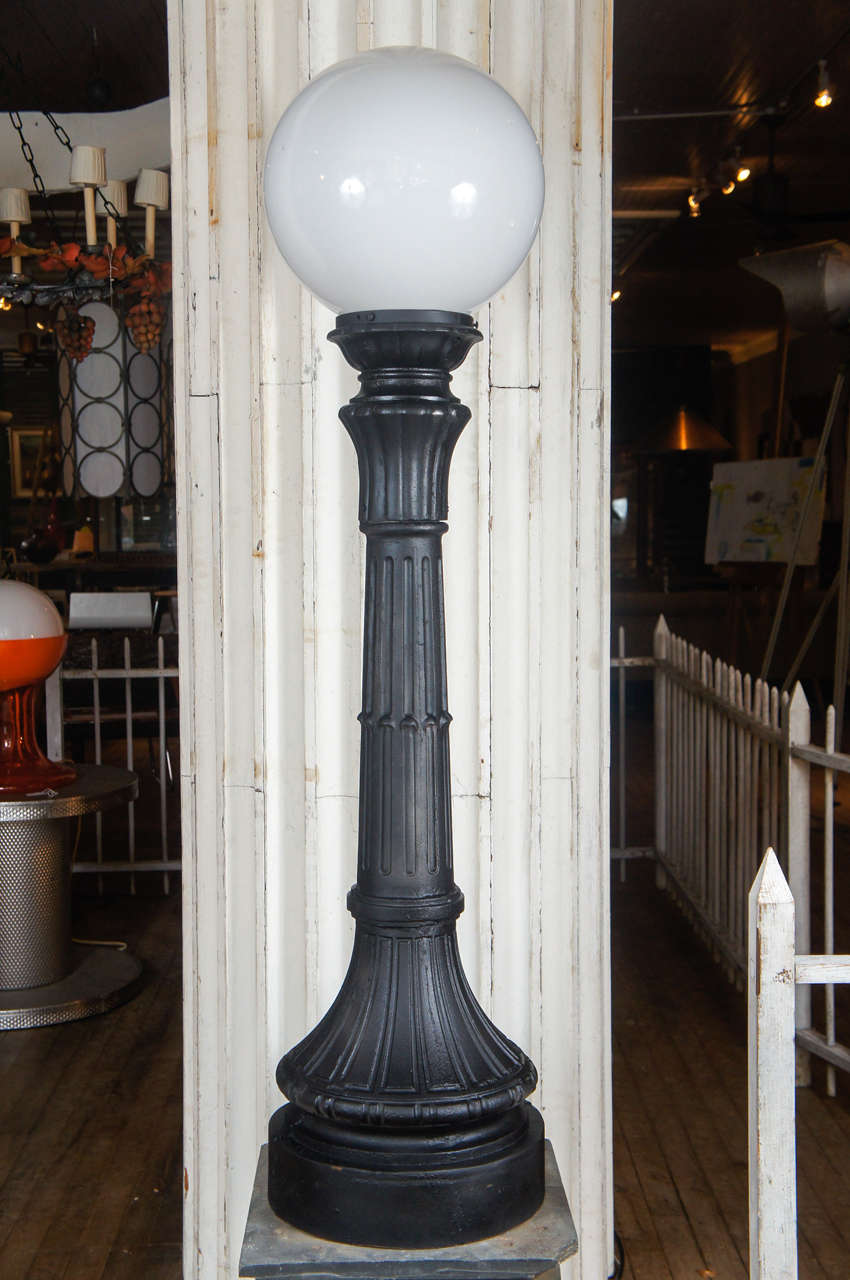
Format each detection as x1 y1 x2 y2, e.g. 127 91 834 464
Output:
9 427 48 499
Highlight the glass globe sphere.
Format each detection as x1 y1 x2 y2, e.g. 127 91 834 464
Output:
264 46 544 314
0 580 66 691
0 581 74 794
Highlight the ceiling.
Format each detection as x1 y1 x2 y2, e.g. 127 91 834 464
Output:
613 0 850 353
1 0 847 358
0 0 168 112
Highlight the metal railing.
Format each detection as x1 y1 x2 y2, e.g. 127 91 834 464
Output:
610 625 655 877
46 634 180 892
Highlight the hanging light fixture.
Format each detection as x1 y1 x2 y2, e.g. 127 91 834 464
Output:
814 59 833 109
50 144 172 502
0 113 169 311
57 296 168 499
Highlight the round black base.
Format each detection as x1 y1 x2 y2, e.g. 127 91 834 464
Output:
268 1101 545 1248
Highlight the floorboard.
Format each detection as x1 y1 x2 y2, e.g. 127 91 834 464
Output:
0 889 182 1280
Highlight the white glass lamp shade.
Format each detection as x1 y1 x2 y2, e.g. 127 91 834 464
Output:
0 581 74 793
263 46 544 314
0 580 63 642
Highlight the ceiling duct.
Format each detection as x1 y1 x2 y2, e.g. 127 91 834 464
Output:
739 240 850 332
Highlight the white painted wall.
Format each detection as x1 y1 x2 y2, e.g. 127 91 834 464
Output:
168 0 612 1276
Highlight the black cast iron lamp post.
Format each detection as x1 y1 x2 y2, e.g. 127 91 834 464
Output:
263 45 545 1249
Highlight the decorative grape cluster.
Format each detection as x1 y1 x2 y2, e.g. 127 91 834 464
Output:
126 296 165 353
56 308 96 362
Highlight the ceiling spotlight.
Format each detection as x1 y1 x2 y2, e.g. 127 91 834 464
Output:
815 59 833 108
722 179 736 195
610 288 622 303
736 164 751 183
687 191 701 218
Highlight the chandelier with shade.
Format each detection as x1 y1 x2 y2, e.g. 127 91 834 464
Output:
1 113 172 503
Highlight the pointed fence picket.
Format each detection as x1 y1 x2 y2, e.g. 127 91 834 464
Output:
749 849 797 1280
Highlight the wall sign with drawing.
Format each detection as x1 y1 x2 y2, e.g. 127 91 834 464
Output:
705 457 826 565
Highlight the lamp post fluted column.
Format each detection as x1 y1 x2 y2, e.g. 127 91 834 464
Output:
268 311 545 1247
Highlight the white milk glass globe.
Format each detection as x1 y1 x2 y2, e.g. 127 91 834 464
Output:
263 46 544 314
0 580 64 640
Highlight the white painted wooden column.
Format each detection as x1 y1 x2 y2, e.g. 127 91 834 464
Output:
169 0 612 1276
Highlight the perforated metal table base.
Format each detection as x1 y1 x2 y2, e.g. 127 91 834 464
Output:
0 765 141 1028
0 942 143 1030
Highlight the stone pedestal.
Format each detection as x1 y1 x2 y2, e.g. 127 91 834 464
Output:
240 1141 577 1279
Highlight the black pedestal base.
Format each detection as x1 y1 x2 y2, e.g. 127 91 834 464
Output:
268 1101 545 1248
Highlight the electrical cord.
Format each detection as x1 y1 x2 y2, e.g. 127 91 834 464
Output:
71 937 128 950
609 1230 625 1279
70 815 129 951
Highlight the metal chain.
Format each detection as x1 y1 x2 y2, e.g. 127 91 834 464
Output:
42 110 71 151
8 110 63 242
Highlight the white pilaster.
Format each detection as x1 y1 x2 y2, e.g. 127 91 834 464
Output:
169 0 612 1275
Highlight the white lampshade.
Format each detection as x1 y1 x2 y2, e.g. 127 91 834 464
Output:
101 179 129 217
263 46 544 314
70 145 107 187
0 580 63 641
0 188 31 225
135 168 169 211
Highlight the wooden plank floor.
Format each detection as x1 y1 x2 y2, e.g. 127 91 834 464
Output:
5 778 849 1277
0 889 182 1279
613 859 850 1280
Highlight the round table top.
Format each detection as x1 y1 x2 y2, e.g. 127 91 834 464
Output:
0 764 138 822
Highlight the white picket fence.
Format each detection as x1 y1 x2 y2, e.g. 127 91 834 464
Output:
749 848 850 1278
610 615 850 1084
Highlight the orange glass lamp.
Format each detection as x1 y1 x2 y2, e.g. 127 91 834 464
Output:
0 581 76 795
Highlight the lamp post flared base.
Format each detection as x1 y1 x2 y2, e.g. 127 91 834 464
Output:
268 1101 544 1248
